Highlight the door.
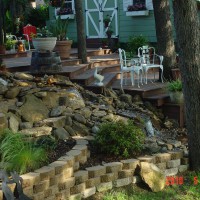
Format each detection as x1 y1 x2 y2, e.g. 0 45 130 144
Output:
85 0 118 38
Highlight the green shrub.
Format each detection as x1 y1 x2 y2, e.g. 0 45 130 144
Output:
0 131 47 174
167 79 182 92
94 120 145 157
127 35 148 57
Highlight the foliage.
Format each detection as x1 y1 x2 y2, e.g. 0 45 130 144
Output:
167 79 182 92
34 135 57 151
94 120 145 158
31 26 53 38
127 3 147 11
49 0 63 7
49 16 69 41
127 35 148 56
0 131 48 174
5 38 17 50
25 5 49 28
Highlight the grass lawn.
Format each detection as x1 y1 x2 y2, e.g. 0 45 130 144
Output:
86 171 200 200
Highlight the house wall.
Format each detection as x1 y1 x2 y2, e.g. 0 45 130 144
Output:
48 0 199 44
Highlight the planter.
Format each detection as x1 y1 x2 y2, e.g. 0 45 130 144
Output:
54 40 72 59
126 10 149 16
56 14 75 19
32 37 57 51
0 45 6 54
169 91 184 104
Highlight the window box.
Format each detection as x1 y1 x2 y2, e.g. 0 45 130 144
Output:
55 14 75 19
126 10 149 16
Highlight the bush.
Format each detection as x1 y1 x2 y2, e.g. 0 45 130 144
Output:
167 79 182 92
127 35 148 57
0 131 48 174
94 120 145 157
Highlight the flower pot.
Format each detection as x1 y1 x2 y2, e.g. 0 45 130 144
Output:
169 91 184 104
54 40 72 59
32 37 57 51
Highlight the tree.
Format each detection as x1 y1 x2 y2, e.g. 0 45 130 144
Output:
74 0 88 64
173 0 200 170
152 0 176 80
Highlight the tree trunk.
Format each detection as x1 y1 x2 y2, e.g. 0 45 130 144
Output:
152 0 176 80
74 0 88 64
0 0 4 45
173 0 200 170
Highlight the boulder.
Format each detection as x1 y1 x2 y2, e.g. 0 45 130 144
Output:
20 94 49 122
74 113 86 124
0 85 8 95
53 127 70 140
14 72 34 81
20 126 52 137
50 106 66 117
5 87 20 99
72 121 90 136
8 113 20 132
120 94 132 105
140 162 165 192
64 125 76 136
0 113 8 130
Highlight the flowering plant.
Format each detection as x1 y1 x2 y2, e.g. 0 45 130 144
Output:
49 0 63 7
127 3 147 11
57 7 73 15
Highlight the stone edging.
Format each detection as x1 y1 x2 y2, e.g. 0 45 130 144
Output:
0 136 189 200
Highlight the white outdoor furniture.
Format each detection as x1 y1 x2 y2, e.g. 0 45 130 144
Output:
118 48 143 88
138 46 164 84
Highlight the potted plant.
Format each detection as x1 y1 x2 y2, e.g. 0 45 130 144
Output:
103 15 111 28
167 79 184 104
49 16 72 59
31 27 57 51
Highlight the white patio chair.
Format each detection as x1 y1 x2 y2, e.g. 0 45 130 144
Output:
138 46 164 84
118 48 143 88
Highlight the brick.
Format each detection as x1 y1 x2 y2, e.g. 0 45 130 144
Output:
86 165 106 178
96 181 113 192
74 170 88 184
164 168 178 176
33 192 45 200
35 166 55 181
121 159 140 170
0 190 3 200
103 162 123 173
33 180 49 194
6 183 16 193
137 156 155 163
82 187 96 199
113 177 132 187
75 139 88 145
167 159 181 168
50 173 65 186
70 183 86 195
44 197 55 200
156 162 167 170
87 150 90 158
57 177 75 190
154 153 171 163
58 155 75 167
179 165 189 173
101 173 118 182
55 189 70 200
23 186 33 197
49 160 69 175
20 172 40 188
67 150 82 162
86 177 101 188
44 188 53 198
79 156 87 164
63 167 74 179
49 186 59 195
181 157 189 165
67 193 82 200
168 151 184 160
73 162 80 171
72 145 88 156
118 170 134 178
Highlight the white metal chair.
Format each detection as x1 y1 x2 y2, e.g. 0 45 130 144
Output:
138 46 164 84
118 48 143 88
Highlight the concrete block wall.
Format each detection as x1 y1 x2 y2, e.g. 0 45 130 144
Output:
0 137 189 200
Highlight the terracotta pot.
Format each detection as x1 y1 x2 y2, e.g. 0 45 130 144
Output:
0 45 6 54
54 40 72 59
32 37 57 51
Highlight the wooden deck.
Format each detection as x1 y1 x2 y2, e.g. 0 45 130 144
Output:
2 48 185 127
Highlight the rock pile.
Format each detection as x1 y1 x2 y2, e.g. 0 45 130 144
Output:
0 71 188 154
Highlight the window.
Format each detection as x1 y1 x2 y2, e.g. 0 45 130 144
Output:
133 0 145 5
55 0 75 19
